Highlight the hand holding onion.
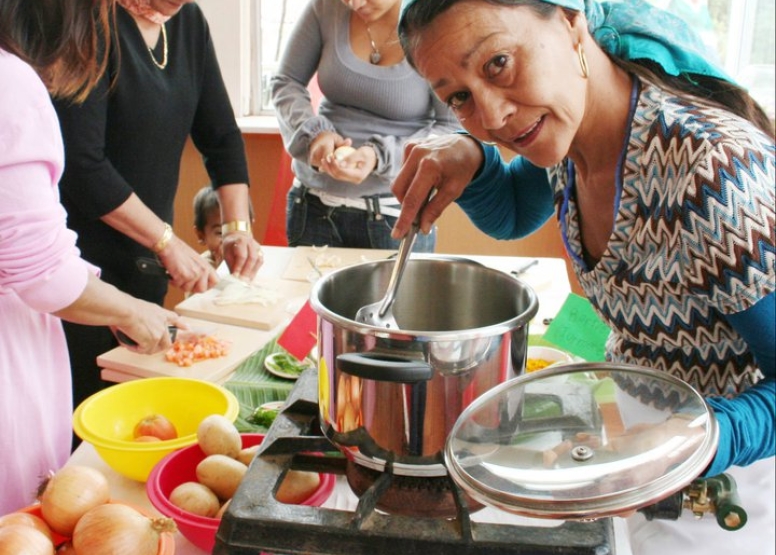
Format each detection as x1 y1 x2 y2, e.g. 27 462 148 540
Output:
319 143 377 183
333 145 356 160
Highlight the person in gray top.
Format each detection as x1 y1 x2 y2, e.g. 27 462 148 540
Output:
270 0 460 250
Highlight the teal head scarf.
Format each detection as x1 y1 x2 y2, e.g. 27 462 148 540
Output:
399 0 732 83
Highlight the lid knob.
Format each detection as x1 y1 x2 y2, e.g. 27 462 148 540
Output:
571 445 594 462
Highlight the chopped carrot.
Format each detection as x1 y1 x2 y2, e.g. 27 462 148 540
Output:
164 335 230 367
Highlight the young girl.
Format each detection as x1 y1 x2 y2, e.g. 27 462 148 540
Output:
193 184 255 270
193 184 224 269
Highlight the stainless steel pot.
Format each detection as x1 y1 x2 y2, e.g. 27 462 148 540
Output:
310 257 538 477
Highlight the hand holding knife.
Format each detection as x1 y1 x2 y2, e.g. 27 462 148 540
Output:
136 256 252 291
114 326 178 348
136 256 171 279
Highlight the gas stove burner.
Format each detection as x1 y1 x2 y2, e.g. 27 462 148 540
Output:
345 459 483 518
214 369 616 555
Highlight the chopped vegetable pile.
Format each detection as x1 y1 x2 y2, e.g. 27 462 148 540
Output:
165 335 230 367
265 352 311 376
247 405 280 428
526 358 552 373
213 278 281 306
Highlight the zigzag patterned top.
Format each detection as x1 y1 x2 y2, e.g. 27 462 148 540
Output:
551 78 775 398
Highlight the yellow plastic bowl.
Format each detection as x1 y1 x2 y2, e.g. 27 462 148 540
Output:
73 377 239 482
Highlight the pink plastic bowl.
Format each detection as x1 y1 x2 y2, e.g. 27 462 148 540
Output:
146 433 334 553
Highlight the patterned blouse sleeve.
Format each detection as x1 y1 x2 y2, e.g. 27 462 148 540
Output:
678 134 775 314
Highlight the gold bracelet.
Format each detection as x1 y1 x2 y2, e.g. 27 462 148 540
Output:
221 220 251 235
152 222 174 253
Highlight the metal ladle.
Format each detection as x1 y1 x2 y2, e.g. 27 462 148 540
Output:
354 221 419 329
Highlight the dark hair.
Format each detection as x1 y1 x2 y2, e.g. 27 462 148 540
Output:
193 185 221 232
193 184 255 231
0 0 113 102
399 0 773 137
616 58 774 138
399 0 555 68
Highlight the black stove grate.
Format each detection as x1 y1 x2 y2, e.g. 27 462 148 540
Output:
214 370 615 555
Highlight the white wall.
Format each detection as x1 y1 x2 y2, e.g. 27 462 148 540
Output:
197 0 247 115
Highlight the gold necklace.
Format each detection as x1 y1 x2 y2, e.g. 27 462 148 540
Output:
148 23 168 70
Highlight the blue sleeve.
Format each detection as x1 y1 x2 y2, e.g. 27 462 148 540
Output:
703 292 776 476
704 379 775 476
724 291 775 379
456 144 555 240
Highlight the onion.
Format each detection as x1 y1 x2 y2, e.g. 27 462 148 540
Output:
213 279 281 306
0 524 55 555
72 503 176 555
38 465 110 536
0 512 54 542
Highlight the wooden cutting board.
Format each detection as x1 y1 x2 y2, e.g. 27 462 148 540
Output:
100 367 232 385
174 277 311 330
281 246 396 282
97 318 272 383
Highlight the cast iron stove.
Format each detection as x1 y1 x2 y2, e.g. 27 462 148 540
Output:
214 369 616 555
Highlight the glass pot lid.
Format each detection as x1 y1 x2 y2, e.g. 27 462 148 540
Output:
445 363 718 520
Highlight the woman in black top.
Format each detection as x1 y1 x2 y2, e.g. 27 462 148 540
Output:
55 0 262 412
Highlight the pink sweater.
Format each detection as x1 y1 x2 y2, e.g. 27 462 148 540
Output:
0 49 92 513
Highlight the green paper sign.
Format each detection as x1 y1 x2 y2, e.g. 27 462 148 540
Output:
542 293 610 361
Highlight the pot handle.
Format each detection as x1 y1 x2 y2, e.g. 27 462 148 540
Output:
337 352 433 382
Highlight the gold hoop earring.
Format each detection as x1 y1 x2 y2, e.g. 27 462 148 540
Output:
577 44 589 79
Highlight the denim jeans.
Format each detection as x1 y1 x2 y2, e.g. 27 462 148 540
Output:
286 186 436 252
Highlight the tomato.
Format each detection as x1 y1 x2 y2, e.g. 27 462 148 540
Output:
133 414 178 441
133 435 163 443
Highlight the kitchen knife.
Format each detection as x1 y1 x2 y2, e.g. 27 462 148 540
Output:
136 256 171 278
135 256 250 291
115 326 178 348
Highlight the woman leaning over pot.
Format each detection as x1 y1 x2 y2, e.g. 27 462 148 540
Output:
0 0 183 513
392 0 774 553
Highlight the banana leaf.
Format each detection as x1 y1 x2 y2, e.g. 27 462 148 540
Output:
225 337 297 432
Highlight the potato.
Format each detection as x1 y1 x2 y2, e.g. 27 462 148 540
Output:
197 454 247 500
169 481 220 517
276 470 321 504
236 444 260 466
333 145 355 160
197 414 241 458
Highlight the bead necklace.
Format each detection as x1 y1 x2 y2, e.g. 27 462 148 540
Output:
148 23 168 70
